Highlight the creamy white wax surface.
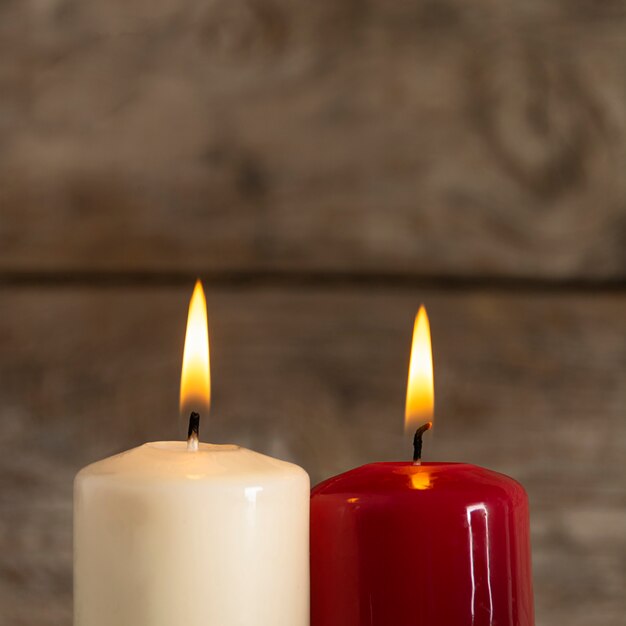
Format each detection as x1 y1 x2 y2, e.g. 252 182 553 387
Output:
74 441 309 626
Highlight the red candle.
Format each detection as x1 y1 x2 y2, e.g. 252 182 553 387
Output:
310 308 534 626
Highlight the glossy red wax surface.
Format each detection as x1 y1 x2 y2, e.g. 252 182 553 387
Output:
311 463 534 626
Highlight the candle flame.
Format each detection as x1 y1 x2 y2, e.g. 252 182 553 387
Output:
180 280 211 418
404 305 434 434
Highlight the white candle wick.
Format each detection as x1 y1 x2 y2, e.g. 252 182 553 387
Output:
187 412 200 452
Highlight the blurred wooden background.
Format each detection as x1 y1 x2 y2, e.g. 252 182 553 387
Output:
0 1 625 625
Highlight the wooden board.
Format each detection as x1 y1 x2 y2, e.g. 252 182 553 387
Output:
0 1 625 279
1 2 625 625
0 286 624 625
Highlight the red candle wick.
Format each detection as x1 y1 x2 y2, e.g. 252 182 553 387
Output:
412 421 432 464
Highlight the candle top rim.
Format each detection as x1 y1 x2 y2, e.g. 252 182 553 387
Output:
76 441 309 483
146 441 240 453
312 461 526 497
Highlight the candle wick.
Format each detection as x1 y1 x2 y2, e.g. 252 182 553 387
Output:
187 412 200 452
412 421 432 465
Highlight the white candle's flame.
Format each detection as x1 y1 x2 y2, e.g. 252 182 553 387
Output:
180 280 211 420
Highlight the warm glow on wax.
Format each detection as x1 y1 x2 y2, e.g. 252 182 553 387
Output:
180 280 211 418
404 305 434 434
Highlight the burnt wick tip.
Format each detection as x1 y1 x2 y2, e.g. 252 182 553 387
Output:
187 412 200 451
412 421 432 464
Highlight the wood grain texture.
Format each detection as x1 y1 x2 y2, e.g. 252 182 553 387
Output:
0 286 623 625
0 2 625 625
0 0 625 278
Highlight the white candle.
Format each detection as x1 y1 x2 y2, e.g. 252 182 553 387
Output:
74 281 310 626
74 442 309 626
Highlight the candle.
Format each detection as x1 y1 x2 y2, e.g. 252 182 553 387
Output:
74 282 310 626
310 307 534 626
